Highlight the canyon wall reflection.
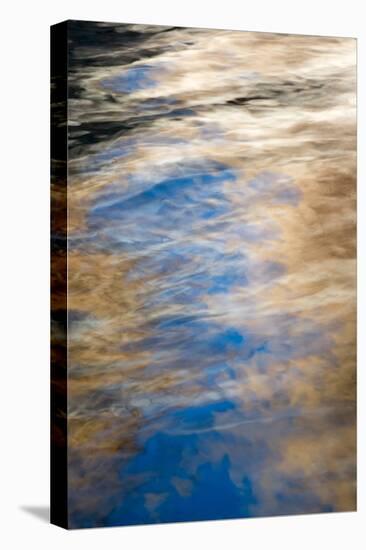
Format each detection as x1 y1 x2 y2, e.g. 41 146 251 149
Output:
66 21 356 528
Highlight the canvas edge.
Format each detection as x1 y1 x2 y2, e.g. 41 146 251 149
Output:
50 20 69 530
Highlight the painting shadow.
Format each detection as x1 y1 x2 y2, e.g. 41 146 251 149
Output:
20 506 49 523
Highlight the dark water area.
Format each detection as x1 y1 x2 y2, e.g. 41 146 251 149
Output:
65 21 356 528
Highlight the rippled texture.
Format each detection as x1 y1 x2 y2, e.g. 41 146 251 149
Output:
65 21 356 528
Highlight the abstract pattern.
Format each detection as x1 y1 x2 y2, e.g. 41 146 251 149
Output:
59 21 356 528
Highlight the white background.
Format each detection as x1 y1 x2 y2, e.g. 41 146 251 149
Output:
1 1 364 548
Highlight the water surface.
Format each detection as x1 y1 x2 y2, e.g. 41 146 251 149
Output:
66 21 356 528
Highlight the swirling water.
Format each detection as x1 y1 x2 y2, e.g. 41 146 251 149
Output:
65 21 356 527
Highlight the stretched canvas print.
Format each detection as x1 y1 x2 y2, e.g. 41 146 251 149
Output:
51 20 357 529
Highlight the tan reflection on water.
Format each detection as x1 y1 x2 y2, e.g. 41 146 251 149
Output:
66 27 356 525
